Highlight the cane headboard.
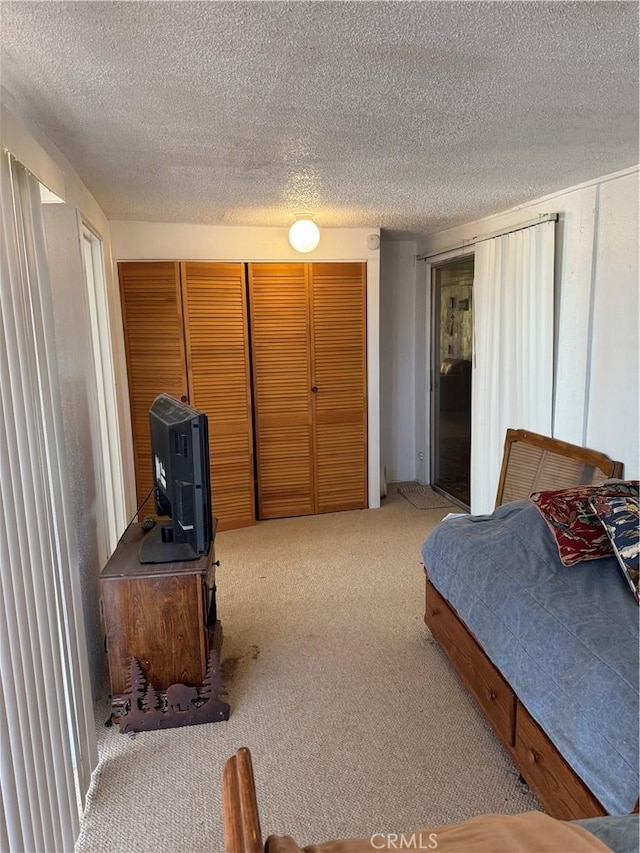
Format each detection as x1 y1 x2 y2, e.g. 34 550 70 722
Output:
495 429 624 508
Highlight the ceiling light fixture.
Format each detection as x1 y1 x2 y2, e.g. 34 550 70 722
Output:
288 217 320 253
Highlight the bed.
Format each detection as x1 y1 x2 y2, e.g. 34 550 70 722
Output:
421 429 639 821
222 747 640 852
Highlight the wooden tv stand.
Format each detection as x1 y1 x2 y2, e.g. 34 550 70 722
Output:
100 519 221 708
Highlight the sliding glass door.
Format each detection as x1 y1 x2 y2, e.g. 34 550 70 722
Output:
431 256 474 507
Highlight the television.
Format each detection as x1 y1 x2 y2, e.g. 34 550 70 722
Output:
139 393 213 564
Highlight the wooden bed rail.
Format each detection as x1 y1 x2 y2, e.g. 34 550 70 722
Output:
222 747 263 853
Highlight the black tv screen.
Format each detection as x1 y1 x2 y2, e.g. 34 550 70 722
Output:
139 393 212 564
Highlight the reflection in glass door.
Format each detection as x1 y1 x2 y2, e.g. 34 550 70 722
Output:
432 256 474 507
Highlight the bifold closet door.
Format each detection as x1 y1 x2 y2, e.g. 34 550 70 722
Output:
248 263 315 519
118 262 188 513
120 260 366 526
310 263 367 512
181 262 255 530
248 261 367 519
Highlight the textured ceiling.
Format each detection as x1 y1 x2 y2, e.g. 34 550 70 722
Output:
1 1 638 236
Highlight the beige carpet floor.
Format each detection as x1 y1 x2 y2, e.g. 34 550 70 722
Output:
76 487 538 853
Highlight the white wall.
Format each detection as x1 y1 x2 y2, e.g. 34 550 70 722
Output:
110 220 382 507
379 240 418 482
586 175 639 471
416 166 639 480
1 91 131 697
111 220 379 265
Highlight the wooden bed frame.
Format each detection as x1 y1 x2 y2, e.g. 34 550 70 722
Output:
424 428 633 821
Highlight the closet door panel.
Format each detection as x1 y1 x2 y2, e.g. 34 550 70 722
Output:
248 263 315 518
118 262 187 513
181 262 255 531
311 263 367 512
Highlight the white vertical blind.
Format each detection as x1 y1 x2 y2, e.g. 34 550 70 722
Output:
1 151 98 852
471 221 555 514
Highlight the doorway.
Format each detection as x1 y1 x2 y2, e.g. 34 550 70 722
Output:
81 225 126 557
431 256 474 507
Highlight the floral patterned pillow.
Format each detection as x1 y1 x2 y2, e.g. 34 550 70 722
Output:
530 481 639 566
590 495 640 603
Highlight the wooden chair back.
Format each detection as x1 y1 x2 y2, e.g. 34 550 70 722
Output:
222 747 263 853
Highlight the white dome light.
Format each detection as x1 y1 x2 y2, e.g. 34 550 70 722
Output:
289 218 320 253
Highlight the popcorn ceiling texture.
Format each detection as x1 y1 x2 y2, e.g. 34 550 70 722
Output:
1 1 637 235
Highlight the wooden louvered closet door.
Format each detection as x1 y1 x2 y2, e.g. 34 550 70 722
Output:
310 263 367 512
249 262 367 519
181 263 255 531
118 262 188 513
248 264 315 519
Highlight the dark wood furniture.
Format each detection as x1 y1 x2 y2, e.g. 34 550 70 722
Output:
424 429 634 821
100 519 220 704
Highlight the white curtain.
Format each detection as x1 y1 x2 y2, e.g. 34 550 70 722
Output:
1 151 98 852
471 221 555 514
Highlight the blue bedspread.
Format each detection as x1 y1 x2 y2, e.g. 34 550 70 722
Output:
421 500 639 815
